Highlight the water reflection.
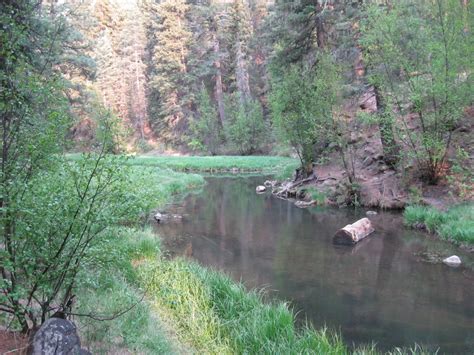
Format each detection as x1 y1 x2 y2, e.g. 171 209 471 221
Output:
155 176 474 353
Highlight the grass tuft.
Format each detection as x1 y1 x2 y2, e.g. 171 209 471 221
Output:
404 203 474 245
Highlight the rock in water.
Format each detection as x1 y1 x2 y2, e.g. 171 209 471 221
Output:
366 210 377 216
256 185 266 193
443 255 461 267
333 218 375 245
30 318 90 355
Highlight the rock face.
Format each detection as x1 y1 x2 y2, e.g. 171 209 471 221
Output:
443 255 462 267
256 185 266 193
30 318 90 355
333 218 375 245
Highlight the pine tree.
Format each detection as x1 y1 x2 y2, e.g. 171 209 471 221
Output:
146 0 193 145
190 84 222 155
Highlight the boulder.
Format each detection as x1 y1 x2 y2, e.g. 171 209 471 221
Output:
333 218 375 245
256 185 266 193
366 210 378 216
443 255 461 267
30 318 90 355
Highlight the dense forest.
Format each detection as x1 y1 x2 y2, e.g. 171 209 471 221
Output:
1 0 473 353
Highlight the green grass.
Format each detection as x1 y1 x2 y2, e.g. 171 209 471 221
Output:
137 253 433 355
74 166 205 354
68 153 299 174
404 203 474 245
302 186 328 205
139 257 349 354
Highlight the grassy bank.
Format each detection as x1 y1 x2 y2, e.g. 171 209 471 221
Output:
68 153 299 174
79 226 432 355
75 166 204 353
74 157 430 354
139 256 350 354
404 203 474 245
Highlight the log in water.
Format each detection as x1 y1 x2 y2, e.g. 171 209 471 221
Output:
333 217 375 245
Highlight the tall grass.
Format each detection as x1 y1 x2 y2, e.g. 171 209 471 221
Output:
139 257 349 354
404 203 474 245
74 166 205 353
76 227 175 354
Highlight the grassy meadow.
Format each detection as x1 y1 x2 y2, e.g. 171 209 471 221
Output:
67 153 299 174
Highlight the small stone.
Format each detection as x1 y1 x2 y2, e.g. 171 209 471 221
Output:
154 212 163 222
256 185 266 193
443 255 461 267
366 210 377 216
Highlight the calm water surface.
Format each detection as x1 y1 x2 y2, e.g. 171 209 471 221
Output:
155 176 474 353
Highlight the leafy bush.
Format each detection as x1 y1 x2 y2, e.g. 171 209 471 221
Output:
225 94 267 155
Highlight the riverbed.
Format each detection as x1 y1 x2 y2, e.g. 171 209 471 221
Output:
154 176 474 353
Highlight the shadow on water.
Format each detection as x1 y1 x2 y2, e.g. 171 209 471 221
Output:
154 176 474 353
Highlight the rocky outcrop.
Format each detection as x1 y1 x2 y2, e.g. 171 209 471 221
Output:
30 318 90 355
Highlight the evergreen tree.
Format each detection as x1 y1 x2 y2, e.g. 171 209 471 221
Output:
226 93 267 155
190 84 222 155
146 0 193 145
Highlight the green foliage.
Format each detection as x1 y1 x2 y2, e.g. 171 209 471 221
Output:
94 154 298 173
139 257 348 354
190 85 222 155
404 204 474 245
304 187 327 205
146 0 193 145
269 53 340 174
360 0 473 182
225 94 267 155
76 227 173 354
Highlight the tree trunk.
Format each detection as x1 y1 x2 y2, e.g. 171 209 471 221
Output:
333 218 375 245
315 4 326 49
235 40 251 106
213 34 225 127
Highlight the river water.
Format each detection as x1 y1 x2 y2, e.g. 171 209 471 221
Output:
155 176 474 353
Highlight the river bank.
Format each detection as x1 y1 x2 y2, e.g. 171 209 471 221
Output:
17 155 469 354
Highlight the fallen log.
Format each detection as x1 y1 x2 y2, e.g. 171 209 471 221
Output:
333 217 375 245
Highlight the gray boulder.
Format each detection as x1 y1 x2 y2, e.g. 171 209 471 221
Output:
30 318 90 354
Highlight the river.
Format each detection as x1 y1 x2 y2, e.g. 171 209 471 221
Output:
155 176 474 353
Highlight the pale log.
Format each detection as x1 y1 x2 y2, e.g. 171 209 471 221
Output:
333 218 375 245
